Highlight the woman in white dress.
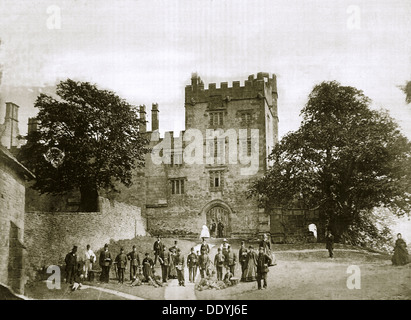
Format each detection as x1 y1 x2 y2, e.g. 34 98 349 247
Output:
200 224 210 239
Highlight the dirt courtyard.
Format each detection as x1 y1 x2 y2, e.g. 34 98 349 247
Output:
24 239 411 300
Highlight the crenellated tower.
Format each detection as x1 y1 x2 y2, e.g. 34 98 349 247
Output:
184 72 279 172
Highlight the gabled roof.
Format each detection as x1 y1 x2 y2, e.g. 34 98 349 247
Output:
0 145 35 180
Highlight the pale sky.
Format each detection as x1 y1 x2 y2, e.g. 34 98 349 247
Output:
0 0 410 239
0 0 411 138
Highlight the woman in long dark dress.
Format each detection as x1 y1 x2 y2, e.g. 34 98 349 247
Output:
142 253 154 281
392 233 409 266
241 246 257 282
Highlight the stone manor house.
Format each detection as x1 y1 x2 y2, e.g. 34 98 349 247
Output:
107 72 322 240
0 72 323 294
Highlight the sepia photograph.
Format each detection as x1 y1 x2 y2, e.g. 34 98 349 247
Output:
0 0 410 305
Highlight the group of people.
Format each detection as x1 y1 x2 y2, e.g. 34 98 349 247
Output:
64 233 276 291
64 244 97 289
65 231 408 292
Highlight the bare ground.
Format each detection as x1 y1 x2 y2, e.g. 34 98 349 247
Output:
24 237 411 300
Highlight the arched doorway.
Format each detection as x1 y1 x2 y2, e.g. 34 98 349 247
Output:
203 200 232 238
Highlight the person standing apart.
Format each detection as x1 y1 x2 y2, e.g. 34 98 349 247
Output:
187 247 198 283
392 233 409 266
83 244 96 281
174 248 185 286
99 244 112 283
115 247 128 284
153 236 164 266
256 246 272 290
325 231 334 258
65 246 78 284
127 245 140 281
214 248 225 281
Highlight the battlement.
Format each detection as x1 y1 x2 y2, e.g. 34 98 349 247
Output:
185 72 277 105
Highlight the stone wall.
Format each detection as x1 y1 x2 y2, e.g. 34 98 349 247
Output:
24 197 146 281
0 150 28 295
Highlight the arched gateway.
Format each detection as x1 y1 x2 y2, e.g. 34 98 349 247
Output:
202 200 233 237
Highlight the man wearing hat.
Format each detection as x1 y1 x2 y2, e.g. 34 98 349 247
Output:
187 247 198 283
115 247 128 284
65 246 78 284
153 236 164 265
256 246 272 290
127 245 140 281
159 246 171 283
99 244 112 283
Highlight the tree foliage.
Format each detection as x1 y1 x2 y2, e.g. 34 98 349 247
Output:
400 80 411 104
18 79 150 211
250 81 411 241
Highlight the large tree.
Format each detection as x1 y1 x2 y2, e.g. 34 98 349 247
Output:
19 79 150 211
250 81 411 242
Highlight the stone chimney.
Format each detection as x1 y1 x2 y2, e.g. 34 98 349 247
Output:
0 102 20 149
151 103 159 131
27 117 39 134
139 105 147 133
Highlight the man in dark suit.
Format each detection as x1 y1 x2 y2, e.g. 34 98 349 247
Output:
325 231 334 258
159 246 171 283
65 246 78 284
217 219 224 238
200 238 210 255
214 248 225 281
187 247 198 283
239 241 248 276
115 247 128 284
210 219 217 238
198 250 210 279
127 245 140 281
256 246 272 290
99 244 112 283
224 245 237 276
174 248 185 286
153 236 164 265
